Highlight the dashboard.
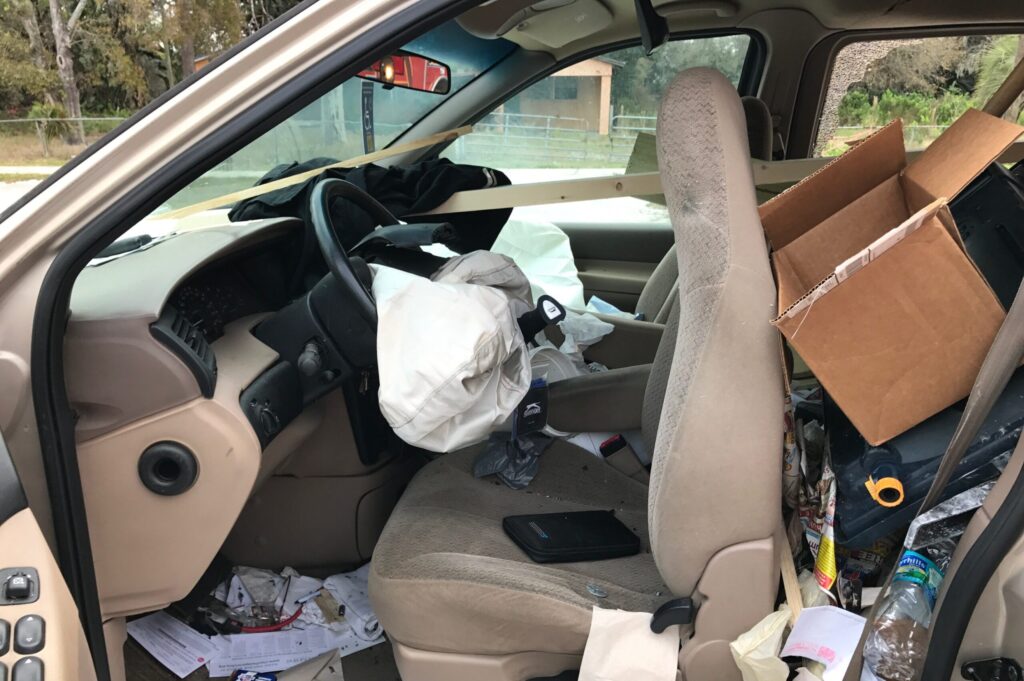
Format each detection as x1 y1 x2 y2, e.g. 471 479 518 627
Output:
63 214 378 619
168 232 302 343
66 216 311 442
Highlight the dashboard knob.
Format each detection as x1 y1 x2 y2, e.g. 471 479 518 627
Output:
297 340 324 377
257 404 281 436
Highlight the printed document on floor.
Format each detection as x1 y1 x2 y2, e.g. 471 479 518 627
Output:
127 611 219 679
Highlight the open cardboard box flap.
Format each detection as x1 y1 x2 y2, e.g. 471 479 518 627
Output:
760 109 1024 445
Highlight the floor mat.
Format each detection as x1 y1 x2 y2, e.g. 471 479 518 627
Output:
124 637 400 680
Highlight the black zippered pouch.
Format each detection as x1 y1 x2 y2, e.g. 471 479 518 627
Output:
502 510 641 563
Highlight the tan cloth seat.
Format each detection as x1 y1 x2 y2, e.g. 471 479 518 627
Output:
370 68 782 673
369 442 665 655
633 96 773 325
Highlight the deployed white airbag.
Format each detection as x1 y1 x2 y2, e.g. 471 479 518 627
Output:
373 252 532 452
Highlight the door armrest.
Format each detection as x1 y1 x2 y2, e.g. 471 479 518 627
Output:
547 364 652 434
548 313 664 369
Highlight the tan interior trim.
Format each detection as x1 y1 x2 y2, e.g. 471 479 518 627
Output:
416 141 1024 216
158 125 473 220
76 316 273 618
103 617 127 681
0 509 98 681
390 640 581 681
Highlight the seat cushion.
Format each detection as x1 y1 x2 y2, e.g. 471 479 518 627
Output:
369 441 667 656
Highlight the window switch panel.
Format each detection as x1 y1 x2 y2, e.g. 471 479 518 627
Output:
13 615 43 655
0 569 38 606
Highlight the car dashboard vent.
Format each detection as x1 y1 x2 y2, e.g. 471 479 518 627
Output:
150 306 217 398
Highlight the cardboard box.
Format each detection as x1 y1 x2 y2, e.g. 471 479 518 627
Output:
760 110 1024 445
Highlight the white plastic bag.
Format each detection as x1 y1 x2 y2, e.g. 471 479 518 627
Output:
729 607 792 681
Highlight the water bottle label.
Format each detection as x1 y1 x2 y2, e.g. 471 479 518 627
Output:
892 550 943 609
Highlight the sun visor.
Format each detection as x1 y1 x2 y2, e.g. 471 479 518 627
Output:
459 0 612 47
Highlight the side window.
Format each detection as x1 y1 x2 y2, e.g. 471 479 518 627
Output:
816 35 1024 157
443 34 752 224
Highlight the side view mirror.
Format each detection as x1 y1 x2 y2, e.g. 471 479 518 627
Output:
357 50 452 95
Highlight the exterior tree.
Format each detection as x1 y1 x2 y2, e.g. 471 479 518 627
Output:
976 34 1024 123
164 0 243 80
47 0 87 143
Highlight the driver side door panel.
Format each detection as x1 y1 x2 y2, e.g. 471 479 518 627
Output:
0 436 97 681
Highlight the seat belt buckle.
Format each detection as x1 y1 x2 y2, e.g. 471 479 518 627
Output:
599 434 628 457
600 435 649 482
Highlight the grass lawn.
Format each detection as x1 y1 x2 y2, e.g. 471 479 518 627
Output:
0 132 108 166
0 173 49 182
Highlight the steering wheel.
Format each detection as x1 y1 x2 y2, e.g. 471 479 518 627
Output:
310 178 400 331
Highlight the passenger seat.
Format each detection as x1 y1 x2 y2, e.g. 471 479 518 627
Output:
369 68 783 681
633 95 774 324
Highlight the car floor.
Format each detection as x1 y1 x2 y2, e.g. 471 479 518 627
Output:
124 636 402 681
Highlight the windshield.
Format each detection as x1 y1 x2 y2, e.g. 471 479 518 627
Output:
160 22 515 213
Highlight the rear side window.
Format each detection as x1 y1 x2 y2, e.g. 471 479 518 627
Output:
816 34 1024 157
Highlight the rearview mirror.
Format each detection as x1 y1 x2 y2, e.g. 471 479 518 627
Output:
357 51 452 95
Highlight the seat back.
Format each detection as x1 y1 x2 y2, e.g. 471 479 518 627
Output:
633 95 775 325
645 68 783 598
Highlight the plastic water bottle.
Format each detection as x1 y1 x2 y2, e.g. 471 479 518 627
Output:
863 547 948 681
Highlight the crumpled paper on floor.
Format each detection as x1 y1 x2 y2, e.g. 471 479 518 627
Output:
323 564 382 642
579 607 680 681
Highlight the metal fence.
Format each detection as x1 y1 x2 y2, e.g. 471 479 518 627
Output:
449 112 659 169
1 110 957 172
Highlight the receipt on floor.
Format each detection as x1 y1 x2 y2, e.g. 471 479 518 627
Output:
206 623 381 678
127 611 218 679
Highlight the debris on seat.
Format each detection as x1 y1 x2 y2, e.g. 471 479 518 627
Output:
127 564 385 679
585 295 634 319
473 431 554 489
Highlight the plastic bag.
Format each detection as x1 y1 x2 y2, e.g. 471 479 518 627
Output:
729 607 792 681
585 295 633 319
473 432 554 489
559 310 615 357
864 480 997 681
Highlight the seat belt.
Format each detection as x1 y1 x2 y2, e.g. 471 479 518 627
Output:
842 277 1024 681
